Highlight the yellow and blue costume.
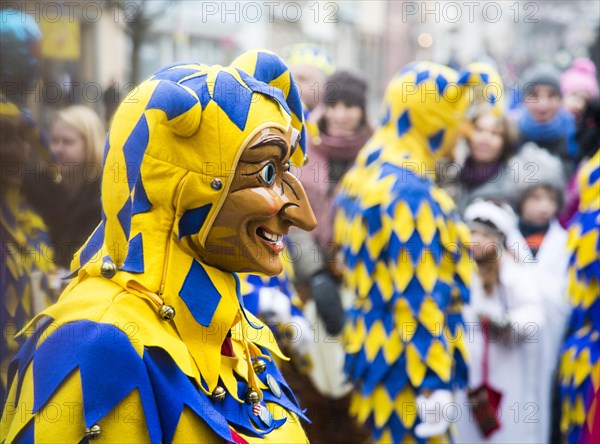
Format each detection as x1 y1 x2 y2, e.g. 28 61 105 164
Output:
559 149 600 444
0 101 56 408
240 257 300 320
240 254 312 370
284 43 335 79
0 10 57 407
1 50 314 443
332 62 503 442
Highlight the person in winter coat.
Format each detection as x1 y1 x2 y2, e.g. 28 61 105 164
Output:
456 200 544 444
515 63 579 174
1 50 319 442
439 106 518 214
48 105 105 269
503 142 571 443
292 71 372 293
332 62 504 443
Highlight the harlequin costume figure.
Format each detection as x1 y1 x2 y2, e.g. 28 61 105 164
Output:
333 62 504 442
559 149 600 444
1 49 318 443
0 10 57 407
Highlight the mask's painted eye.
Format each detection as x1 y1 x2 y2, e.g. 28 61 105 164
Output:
259 162 276 186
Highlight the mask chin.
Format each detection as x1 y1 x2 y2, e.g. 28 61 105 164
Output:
253 255 283 276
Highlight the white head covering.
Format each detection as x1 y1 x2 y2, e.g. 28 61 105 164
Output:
464 199 520 243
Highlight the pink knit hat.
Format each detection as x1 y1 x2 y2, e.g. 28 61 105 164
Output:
561 58 599 98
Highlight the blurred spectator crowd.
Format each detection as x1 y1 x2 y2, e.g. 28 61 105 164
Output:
1 7 599 444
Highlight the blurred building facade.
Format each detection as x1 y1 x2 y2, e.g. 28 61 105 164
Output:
5 1 599 128
5 0 128 126
409 1 599 83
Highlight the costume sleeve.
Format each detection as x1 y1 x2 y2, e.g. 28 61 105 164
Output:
1 319 160 443
339 173 471 395
382 183 472 392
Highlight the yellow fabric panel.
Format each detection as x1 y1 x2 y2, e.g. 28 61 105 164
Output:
415 250 438 293
382 329 404 364
576 229 599 269
419 296 444 337
416 202 436 245
393 201 415 243
426 341 452 382
172 406 223 443
373 385 395 428
32 370 86 443
373 261 394 302
93 389 152 443
393 385 418 429
345 316 367 355
573 348 592 387
364 320 387 362
3 348 35 442
406 343 427 387
351 391 373 425
395 299 417 343
392 249 414 293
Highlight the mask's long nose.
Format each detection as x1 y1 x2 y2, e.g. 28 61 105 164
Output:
280 172 317 232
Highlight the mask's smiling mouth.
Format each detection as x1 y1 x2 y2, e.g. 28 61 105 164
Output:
256 226 285 253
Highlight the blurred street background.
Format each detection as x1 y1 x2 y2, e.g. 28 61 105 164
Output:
5 0 599 130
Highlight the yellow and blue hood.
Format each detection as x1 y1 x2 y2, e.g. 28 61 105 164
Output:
72 49 307 276
357 61 504 173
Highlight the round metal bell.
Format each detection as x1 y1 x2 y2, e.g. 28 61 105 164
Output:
158 304 175 320
210 178 223 190
246 390 260 404
252 358 267 374
84 424 101 439
100 261 117 278
211 386 226 401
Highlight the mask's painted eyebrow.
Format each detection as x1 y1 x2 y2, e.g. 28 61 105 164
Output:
248 135 289 161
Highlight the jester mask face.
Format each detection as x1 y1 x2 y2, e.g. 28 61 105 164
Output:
200 127 316 275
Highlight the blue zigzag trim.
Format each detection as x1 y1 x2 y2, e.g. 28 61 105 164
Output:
9 320 161 442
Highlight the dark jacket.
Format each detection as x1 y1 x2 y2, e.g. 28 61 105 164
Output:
48 179 101 268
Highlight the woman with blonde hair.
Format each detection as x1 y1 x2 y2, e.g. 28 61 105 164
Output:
48 104 105 268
